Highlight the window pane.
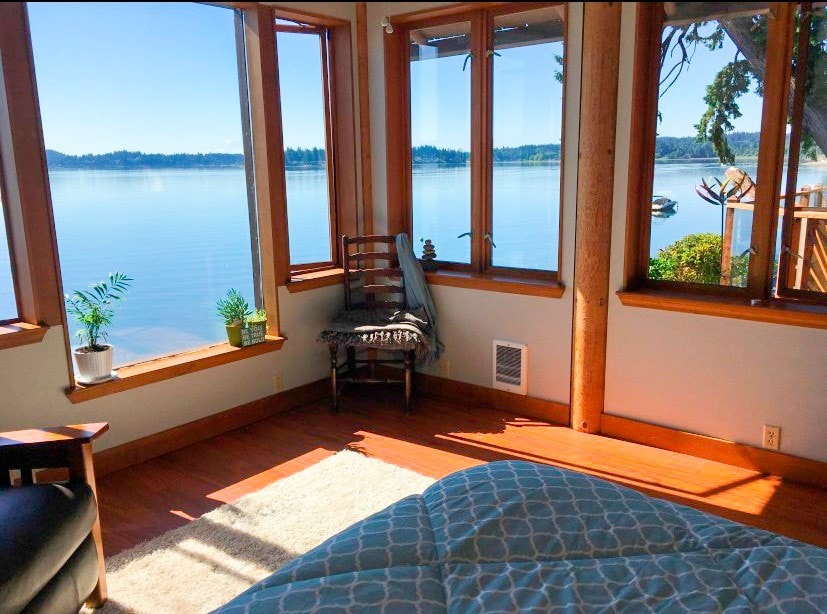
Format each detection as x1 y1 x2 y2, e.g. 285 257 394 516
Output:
277 31 333 266
0 196 16 321
778 3 827 294
492 7 565 271
648 3 770 287
410 21 472 264
29 2 257 366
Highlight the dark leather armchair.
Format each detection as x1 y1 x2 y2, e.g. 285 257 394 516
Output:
0 423 108 613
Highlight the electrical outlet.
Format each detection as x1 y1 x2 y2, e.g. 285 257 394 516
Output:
273 373 283 394
439 359 450 378
762 424 780 451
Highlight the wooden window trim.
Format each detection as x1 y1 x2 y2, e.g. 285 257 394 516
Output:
621 2 827 318
385 2 566 283
67 336 286 404
617 289 827 330
286 267 344 293
0 321 49 350
425 269 565 298
272 10 359 281
0 4 65 352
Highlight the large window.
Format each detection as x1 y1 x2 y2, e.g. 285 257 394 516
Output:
491 8 565 272
398 4 566 280
647 3 769 290
276 22 336 270
410 21 472 265
29 2 259 365
626 2 827 311
0 193 16 322
777 2 827 299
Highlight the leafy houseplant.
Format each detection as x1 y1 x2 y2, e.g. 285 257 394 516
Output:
65 272 132 384
216 289 252 348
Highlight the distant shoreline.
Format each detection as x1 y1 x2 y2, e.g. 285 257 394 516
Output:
46 132 825 170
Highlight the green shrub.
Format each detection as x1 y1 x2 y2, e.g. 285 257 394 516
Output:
649 233 748 286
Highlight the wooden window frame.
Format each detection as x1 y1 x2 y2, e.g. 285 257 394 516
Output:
775 2 826 304
269 10 358 283
0 3 63 350
620 2 827 325
385 2 567 287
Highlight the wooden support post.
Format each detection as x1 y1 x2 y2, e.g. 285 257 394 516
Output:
570 2 622 434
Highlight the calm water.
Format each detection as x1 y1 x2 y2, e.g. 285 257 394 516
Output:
1 161 825 364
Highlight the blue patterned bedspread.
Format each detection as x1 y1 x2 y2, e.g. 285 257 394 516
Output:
217 461 827 613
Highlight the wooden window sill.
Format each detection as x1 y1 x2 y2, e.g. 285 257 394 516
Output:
286 268 344 293
0 322 49 350
617 289 827 329
425 270 565 298
67 336 286 404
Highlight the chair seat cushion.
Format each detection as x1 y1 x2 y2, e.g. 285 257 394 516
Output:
318 308 430 353
0 483 97 613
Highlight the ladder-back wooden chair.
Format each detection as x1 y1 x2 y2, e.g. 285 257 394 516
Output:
326 235 417 413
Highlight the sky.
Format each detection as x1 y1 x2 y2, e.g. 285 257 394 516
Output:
27 2 325 155
25 4 766 156
410 38 564 151
408 20 765 151
657 23 764 137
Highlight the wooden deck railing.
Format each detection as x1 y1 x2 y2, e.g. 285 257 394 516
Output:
721 184 826 292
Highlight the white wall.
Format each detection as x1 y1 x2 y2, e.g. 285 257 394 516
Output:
0 286 342 451
365 2 583 404
604 3 827 462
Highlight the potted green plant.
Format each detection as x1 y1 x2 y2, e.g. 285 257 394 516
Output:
65 272 132 384
216 289 251 348
243 308 267 346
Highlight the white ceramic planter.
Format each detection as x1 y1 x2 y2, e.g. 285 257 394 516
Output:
74 345 113 384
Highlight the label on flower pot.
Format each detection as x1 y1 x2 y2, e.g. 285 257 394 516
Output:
241 323 266 347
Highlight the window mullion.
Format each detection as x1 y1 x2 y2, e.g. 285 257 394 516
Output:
470 11 488 273
235 10 263 310
320 30 339 267
747 2 795 300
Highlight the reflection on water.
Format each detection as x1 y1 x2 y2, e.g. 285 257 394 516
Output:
7 160 825 365
651 160 827 257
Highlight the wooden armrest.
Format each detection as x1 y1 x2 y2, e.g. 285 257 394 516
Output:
0 423 109 450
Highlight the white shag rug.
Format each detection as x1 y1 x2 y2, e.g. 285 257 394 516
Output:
88 450 436 614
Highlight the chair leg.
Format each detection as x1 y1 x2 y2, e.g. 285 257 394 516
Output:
329 343 339 413
404 351 414 414
346 347 357 378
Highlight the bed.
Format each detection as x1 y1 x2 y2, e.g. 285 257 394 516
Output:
217 461 827 612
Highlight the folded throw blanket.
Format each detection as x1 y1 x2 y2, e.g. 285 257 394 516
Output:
396 233 443 363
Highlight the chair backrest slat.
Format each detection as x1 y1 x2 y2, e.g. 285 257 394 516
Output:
342 235 405 311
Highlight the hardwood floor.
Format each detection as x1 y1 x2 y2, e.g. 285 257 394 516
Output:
96 387 827 557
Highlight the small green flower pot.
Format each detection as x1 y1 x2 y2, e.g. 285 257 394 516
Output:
226 324 243 348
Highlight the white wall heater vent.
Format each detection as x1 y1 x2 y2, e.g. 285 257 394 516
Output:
493 340 527 395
